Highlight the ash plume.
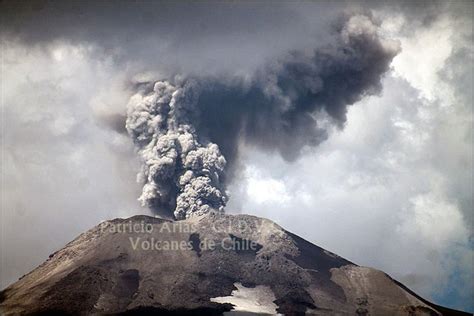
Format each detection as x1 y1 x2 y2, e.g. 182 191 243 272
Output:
126 14 400 219
126 81 227 220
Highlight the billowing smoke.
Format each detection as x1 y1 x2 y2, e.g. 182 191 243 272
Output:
126 81 228 220
126 14 400 219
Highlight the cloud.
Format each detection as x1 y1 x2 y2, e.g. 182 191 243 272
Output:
0 1 340 77
244 166 292 205
124 14 398 219
0 42 145 289
227 6 473 310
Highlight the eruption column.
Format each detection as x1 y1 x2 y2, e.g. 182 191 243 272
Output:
126 81 227 219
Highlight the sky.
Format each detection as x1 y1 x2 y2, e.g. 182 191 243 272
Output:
1 0 473 312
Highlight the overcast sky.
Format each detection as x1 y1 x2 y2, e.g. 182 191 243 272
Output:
1 0 472 312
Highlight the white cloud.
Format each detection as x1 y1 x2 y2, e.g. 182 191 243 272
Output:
244 166 291 205
0 43 145 289
398 192 467 248
390 17 454 102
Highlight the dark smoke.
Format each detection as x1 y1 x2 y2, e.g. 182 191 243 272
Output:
126 14 400 219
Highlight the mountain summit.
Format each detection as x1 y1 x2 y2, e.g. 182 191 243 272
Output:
0 214 468 315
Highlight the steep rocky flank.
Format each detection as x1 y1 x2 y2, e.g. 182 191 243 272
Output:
0 214 469 315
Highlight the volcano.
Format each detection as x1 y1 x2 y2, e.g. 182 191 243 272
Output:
0 214 468 315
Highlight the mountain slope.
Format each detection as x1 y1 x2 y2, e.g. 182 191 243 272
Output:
0 214 469 315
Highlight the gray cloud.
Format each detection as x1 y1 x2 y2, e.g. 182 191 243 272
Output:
125 14 398 218
226 4 473 311
126 80 228 219
0 1 340 77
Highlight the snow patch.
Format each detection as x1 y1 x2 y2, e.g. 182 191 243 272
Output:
210 282 280 315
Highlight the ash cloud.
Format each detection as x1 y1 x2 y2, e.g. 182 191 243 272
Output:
126 14 399 219
126 81 228 219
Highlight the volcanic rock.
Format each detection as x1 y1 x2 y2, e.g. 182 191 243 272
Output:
0 214 469 315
